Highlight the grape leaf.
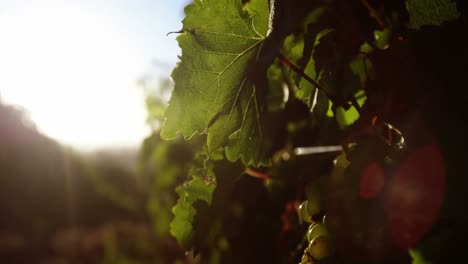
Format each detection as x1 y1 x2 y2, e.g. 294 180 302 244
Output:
335 90 367 129
161 0 271 166
313 30 363 109
171 177 216 248
170 150 218 249
139 134 196 238
406 0 460 29
297 29 333 108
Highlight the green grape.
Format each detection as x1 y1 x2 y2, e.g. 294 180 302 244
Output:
306 197 321 217
298 201 313 223
299 248 316 264
334 152 350 168
307 236 333 260
299 254 314 264
305 176 327 217
307 222 329 242
299 257 314 264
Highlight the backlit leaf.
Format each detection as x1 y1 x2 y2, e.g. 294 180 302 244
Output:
161 0 271 166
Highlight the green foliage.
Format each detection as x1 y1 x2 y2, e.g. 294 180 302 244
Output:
374 28 391 50
170 149 218 248
409 249 432 264
296 29 333 106
335 90 367 129
146 0 467 263
171 177 216 248
406 0 460 29
161 0 271 166
266 63 286 111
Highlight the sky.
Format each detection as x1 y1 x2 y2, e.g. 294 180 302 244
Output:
0 0 188 149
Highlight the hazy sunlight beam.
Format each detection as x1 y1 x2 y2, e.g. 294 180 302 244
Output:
0 1 150 149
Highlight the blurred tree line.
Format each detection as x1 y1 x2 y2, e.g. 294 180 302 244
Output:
0 88 190 263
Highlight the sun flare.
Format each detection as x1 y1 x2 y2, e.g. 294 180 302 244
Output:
0 1 150 149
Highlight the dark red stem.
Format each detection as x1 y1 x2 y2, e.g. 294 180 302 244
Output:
277 53 331 98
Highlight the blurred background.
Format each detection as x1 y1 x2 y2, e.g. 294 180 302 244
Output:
0 0 194 263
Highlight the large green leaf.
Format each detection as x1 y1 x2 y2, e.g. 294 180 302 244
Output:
406 0 460 29
161 0 270 166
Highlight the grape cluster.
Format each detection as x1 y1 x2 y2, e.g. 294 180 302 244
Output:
298 178 333 264
295 118 447 263
297 133 392 263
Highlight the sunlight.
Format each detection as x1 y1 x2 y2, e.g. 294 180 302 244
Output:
0 1 150 149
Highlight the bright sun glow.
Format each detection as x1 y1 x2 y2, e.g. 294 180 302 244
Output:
0 1 150 149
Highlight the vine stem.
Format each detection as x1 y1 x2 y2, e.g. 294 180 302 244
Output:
244 167 271 180
359 0 385 28
277 53 332 99
166 29 184 36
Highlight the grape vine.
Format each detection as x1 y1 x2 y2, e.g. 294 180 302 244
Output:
143 0 467 263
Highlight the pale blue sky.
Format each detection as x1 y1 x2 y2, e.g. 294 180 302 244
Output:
0 0 189 149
